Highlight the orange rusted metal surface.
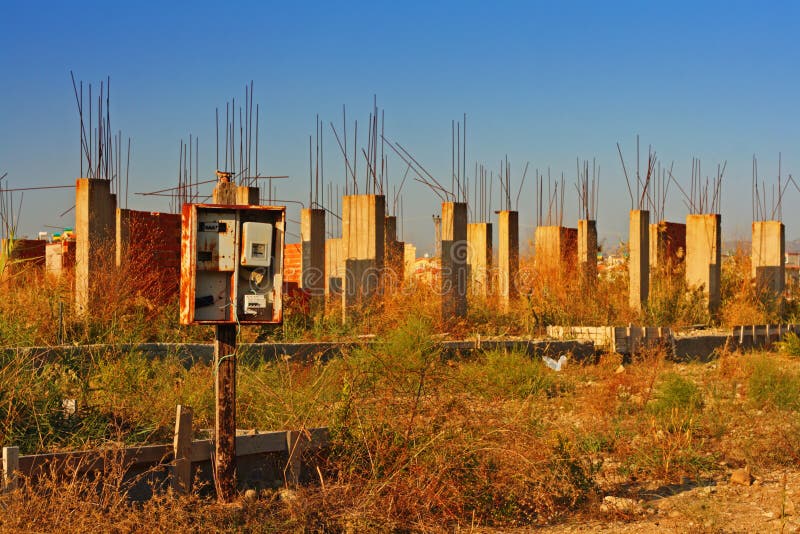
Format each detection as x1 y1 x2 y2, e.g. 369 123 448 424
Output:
180 204 285 325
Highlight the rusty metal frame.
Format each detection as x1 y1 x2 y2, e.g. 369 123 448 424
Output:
180 203 285 325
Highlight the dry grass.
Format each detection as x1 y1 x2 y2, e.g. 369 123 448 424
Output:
3 240 800 530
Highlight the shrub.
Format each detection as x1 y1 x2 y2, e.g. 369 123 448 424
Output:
747 356 800 411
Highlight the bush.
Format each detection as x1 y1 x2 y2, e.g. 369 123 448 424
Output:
747 356 800 411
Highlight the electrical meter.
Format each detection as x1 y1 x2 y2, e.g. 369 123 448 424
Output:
180 204 285 325
241 222 273 267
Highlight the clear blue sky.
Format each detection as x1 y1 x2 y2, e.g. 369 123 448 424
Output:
1 1 798 253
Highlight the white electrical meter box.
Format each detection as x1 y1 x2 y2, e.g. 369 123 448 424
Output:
241 222 273 267
180 204 285 325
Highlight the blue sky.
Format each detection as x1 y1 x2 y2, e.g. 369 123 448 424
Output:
1 1 798 253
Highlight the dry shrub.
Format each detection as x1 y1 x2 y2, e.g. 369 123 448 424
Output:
720 247 782 326
0 449 284 533
276 320 597 530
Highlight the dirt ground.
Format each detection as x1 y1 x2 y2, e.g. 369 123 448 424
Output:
536 467 800 533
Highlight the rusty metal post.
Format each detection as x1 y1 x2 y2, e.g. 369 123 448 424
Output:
214 324 237 501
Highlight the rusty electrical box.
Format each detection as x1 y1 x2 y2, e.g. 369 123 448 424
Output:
180 204 285 325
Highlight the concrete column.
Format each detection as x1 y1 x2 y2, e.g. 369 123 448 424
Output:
498 211 519 307
324 238 343 297
75 178 116 314
236 186 259 205
384 216 405 285
116 208 131 267
301 208 326 307
628 210 650 311
752 220 785 294
341 195 385 321
535 225 577 274
467 222 492 297
577 219 598 281
403 243 417 281
686 213 721 314
212 181 238 204
441 202 468 320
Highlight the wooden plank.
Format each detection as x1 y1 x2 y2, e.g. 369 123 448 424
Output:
3 446 19 492
285 430 304 487
214 324 237 502
172 405 193 494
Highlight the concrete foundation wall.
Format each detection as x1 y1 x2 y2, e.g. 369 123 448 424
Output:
467 222 492 296
629 210 650 310
752 220 785 294
341 195 385 320
497 211 519 305
441 202 467 319
686 213 721 313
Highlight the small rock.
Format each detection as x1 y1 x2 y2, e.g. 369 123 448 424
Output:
730 467 753 486
669 510 682 518
243 489 258 502
615 364 625 374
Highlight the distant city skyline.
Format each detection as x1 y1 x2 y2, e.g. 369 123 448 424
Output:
1 1 798 254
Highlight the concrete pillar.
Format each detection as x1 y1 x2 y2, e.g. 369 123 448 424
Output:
686 213 721 314
498 211 519 307
212 181 238 204
75 178 116 314
341 195 385 321
403 243 416 281
628 210 650 311
649 221 686 271
384 216 405 285
535 226 577 273
441 202 468 320
467 222 492 297
301 208 326 306
236 186 259 206
212 182 259 205
116 209 131 267
752 220 785 294
324 238 343 297
577 219 598 282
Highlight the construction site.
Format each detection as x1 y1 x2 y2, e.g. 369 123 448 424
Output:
2 3 800 531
